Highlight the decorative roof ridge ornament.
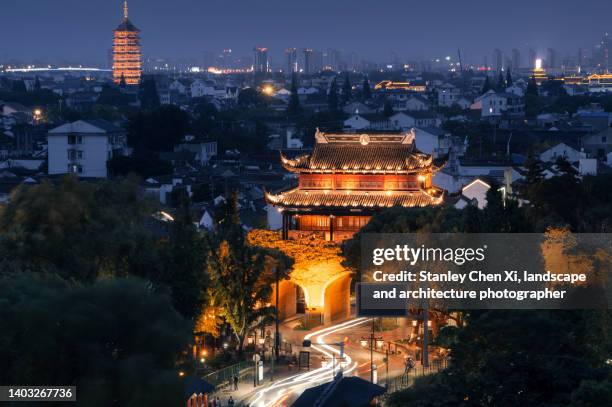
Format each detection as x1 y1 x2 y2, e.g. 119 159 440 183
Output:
403 128 416 144
315 128 328 144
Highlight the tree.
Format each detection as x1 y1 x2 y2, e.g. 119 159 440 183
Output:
555 156 579 178
98 84 133 106
361 77 372 100
159 198 210 320
128 106 190 152
481 184 531 232
481 76 492 94
0 177 160 282
341 73 352 104
237 88 263 108
506 69 513 87
287 73 301 115
208 195 289 354
525 76 541 117
571 379 612 407
139 76 161 110
0 273 192 406
328 78 339 111
522 151 545 202
108 152 173 178
497 71 506 91
387 309 612 407
383 98 394 117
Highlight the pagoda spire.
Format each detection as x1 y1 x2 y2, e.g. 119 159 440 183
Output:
123 0 128 19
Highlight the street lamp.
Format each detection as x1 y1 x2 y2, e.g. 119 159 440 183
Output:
360 319 383 383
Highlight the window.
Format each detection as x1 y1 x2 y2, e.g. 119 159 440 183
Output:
68 134 82 145
602 136 607 143
67 150 83 160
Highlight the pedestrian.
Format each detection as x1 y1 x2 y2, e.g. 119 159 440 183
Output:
228 396 235 406
233 374 239 391
213 396 220 407
404 356 415 373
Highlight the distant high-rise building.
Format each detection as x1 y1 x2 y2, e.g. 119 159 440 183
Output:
546 48 558 68
216 49 233 69
285 48 298 74
596 32 610 70
312 50 324 72
253 47 269 73
511 49 521 71
303 48 313 75
112 1 141 85
493 49 503 72
528 48 537 69
202 50 214 69
578 48 588 68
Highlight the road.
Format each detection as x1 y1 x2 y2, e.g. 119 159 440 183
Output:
247 317 372 407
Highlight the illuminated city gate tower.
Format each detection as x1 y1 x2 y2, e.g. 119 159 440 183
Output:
263 129 445 323
113 1 141 85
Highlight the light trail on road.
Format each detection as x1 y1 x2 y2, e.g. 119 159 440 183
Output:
248 317 371 407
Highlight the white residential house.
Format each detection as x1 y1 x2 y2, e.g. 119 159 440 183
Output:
413 127 452 158
471 90 524 117
198 209 214 230
582 128 612 160
506 83 525 97
389 111 437 130
454 179 491 209
579 157 598 176
191 79 225 98
297 87 318 95
175 137 217 166
265 204 283 230
391 95 429 111
47 119 128 178
437 83 461 107
169 79 191 95
343 114 392 131
539 142 581 163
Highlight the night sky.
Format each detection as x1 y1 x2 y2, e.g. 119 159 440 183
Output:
2 0 611 65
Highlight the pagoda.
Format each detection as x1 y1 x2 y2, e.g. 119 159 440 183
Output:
266 129 445 241
112 1 141 85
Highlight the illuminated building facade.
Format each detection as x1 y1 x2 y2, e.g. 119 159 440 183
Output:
285 48 298 74
253 47 269 73
532 58 548 85
266 130 445 242
112 1 141 85
374 80 427 93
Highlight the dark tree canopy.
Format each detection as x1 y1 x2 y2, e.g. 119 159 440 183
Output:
328 78 339 111
0 273 192 407
128 105 190 152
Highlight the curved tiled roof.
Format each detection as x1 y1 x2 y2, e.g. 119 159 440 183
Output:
282 144 433 174
281 130 442 174
115 18 140 32
265 188 443 209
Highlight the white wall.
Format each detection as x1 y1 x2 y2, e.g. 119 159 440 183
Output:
48 134 109 178
539 143 581 163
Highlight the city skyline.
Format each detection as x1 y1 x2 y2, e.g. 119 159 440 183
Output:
2 0 612 67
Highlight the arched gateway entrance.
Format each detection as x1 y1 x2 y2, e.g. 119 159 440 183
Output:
248 230 352 325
